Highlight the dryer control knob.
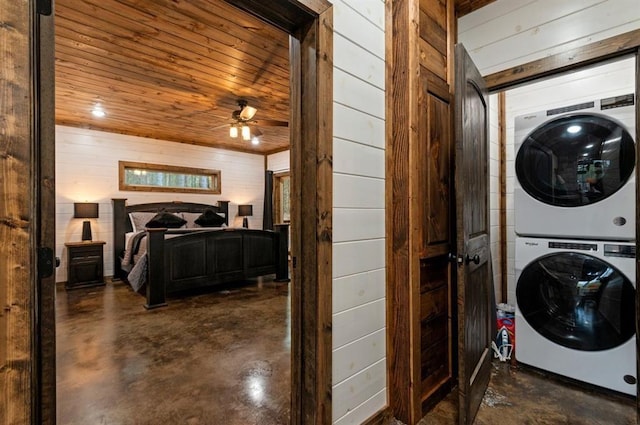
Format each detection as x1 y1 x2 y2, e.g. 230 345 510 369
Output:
613 217 627 226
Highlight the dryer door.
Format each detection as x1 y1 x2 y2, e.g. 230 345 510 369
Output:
516 114 635 207
516 252 635 351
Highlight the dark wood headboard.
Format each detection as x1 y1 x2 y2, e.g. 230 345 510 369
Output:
111 199 230 279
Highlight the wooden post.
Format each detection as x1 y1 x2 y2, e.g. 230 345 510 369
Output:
111 198 127 280
275 224 290 282
145 228 168 309
217 200 230 226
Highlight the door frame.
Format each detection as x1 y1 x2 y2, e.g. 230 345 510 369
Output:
0 1 333 423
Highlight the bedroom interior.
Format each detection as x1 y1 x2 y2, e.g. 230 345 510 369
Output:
53 0 302 423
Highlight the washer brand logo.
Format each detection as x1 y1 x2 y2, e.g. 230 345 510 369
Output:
524 242 539 246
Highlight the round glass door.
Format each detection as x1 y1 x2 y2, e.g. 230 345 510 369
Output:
516 113 635 207
517 252 635 351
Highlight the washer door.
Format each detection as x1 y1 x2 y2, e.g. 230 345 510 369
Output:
516 113 635 207
517 252 635 351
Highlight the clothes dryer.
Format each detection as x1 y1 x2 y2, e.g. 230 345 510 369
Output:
515 237 636 395
514 94 636 240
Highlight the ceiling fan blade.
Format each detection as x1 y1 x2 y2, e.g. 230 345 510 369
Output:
211 123 230 131
256 119 289 127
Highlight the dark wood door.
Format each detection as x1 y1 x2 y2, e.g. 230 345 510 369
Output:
418 70 456 413
454 43 492 425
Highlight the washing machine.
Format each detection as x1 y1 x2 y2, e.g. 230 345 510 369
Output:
514 93 636 240
515 236 636 395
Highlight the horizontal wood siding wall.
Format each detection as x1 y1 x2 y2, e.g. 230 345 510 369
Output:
458 0 640 75
55 125 265 282
488 94 500 300
267 150 290 173
331 0 387 423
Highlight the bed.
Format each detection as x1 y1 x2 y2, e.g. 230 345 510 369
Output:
112 199 289 309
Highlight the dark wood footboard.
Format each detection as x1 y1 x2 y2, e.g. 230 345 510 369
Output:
111 199 287 309
144 225 289 309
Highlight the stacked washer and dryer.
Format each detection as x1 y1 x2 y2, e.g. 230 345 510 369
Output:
513 62 637 396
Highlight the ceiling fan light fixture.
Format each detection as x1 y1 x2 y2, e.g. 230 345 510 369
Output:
239 105 257 121
241 125 251 141
229 124 238 138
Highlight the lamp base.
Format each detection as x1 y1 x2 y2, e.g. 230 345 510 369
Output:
242 217 249 228
81 220 93 241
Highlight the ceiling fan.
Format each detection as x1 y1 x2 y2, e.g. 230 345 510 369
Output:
221 100 288 143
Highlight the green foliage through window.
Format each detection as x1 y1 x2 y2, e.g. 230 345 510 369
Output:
119 161 221 194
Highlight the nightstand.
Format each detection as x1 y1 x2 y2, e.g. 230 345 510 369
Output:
65 241 106 289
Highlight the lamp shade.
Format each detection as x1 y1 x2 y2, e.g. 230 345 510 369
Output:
237 204 253 217
74 202 99 218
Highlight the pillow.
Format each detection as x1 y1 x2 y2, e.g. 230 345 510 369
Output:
194 209 226 227
129 212 157 232
145 212 187 229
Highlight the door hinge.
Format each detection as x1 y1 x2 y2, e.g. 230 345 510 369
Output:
37 0 52 16
292 256 297 269
37 247 54 279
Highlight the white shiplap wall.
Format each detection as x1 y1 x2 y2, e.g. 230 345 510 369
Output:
488 94 501 301
458 0 640 76
55 125 265 282
330 0 387 423
266 150 290 173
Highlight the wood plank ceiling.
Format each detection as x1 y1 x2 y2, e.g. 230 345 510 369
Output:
55 0 494 155
54 0 291 154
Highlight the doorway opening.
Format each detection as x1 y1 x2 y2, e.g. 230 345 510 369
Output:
35 1 333 424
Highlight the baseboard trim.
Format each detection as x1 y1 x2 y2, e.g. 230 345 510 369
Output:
362 406 395 425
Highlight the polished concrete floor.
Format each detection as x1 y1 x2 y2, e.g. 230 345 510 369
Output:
420 362 635 425
56 278 290 425
57 281 636 424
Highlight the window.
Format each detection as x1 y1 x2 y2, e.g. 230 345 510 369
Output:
274 172 290 223
119 161 221 194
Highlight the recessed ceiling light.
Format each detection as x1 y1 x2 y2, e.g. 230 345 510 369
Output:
251 136 260 145
567 125 581 134
92 104 106 118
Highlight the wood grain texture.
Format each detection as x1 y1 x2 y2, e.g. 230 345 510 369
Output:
37 6 57 424
286 1 333 423
498 92 507 304
388 0 457 422
385 0 421 422
417 70 455 411
0 2 35 424
454 0 497 17
55 0 291 154
455 44 492 425
360 407 394 425
484 28 640 92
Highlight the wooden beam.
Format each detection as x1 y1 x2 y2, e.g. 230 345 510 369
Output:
498 92 507 304
0 1 35 424
37 6 57 424
281 1 333 424
386 0 422 422
485 29 640 92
